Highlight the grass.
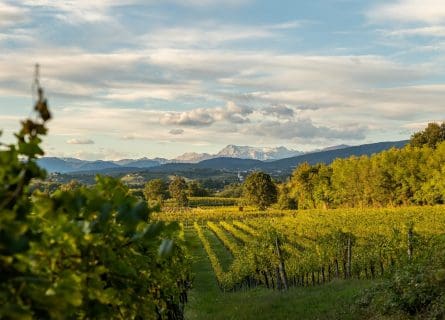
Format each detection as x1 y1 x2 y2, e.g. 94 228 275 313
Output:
202 227 233 271
184 229 373 320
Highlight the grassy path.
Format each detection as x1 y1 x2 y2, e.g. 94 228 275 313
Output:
203 227 233 271
185 228 372 320
185 228 227 319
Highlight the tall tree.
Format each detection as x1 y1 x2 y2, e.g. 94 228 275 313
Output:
243 171 277 210
187 180 209 197
169 176 188 207
144 179 168 204
410 122 445 149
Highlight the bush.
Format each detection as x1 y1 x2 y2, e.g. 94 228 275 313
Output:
356 236 445 318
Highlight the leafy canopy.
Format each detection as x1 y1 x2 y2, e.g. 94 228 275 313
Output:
410 122 445 149
243 171 277 210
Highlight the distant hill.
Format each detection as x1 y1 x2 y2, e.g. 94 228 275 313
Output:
319 144 350 152
260 140 408 173
37 158 121 173
173 152 214 163
197 157 263 170
38 157 161 173
39 140 408 175
114 158 163 168
37 157 76 173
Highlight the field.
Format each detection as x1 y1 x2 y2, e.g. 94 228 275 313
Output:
156 205 445 319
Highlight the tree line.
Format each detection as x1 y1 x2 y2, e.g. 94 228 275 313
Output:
278 122 445 209
144 122 444 211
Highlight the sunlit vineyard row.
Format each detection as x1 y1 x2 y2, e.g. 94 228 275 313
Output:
190 206 445 291
155 206 298 222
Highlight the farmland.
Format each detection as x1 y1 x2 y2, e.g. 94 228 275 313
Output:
155 205 445 319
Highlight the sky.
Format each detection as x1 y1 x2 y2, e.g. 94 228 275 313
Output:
0 0 444 160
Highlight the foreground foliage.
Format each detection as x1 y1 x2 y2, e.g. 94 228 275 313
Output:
0 79 190 319
357 237 445 319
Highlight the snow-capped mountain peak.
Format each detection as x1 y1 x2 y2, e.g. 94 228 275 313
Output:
216 145 303 161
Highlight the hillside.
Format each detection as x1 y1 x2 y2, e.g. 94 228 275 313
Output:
260 140 408 172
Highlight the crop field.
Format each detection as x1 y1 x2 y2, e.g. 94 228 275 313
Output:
157 206 445 292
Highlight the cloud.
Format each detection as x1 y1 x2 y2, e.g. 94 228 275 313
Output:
368 0 445 24
0 2 28 27
261 105 295 118
160 101 253 126
171 0 251 7
242 119 367 141
169 128 184 135
0 46 429 105
69 148 129 161
161 108 215 126
66 138 95 144
20 0 140 23
142 20 302 49
19 0 251 24
384 26 445 38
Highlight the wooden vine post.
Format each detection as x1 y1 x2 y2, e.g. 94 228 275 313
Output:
346 234 352 279
407 225 414 261
275 236 288 290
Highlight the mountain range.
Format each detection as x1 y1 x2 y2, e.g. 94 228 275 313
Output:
38 141 407 174
38 145 306 173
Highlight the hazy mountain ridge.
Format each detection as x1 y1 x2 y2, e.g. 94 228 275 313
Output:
39 141 408 174
39 144 305 172
173 152 214 163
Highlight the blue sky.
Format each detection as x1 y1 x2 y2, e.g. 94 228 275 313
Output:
0 0 444 160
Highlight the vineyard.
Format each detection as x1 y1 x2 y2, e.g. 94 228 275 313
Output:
157 206 445 294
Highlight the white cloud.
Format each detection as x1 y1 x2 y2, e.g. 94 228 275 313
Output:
384 26 445 38
66 138 94 144
242 118 367 141
19 0 251 23
160 101 253 126
171 0 251 7
368 0 445 24
20 0 139 23
142 21 302 49
0 2 28 27
71 149 129 161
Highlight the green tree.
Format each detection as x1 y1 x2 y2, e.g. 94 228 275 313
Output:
277 183 297 209
169 176 189 207
144 178 168 204
288 162 317 209
312 164 333 209
187 180 209 197
242 171 277 210
410 122 445 149
216 183 243 198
